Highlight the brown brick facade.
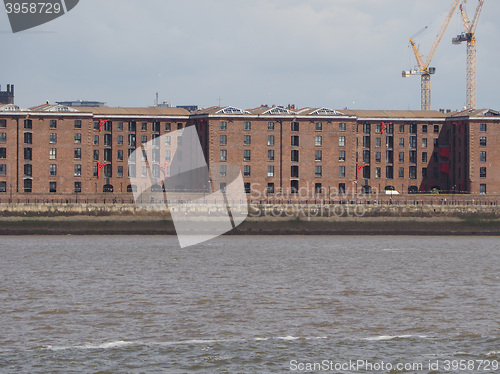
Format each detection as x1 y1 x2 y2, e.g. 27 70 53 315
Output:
1 104 499 198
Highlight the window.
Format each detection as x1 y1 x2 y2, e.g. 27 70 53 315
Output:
24 148 32 161
93 135 99 145
220 165 227 177
177 123 183 130
480 137 487 146
386 166 394 179
339 122 346 132
375 152 381 163
410 136 417 149
268 150 274 161
339 136 346 146
128 134 136 147
49 164 57 176
0 133 6 142
386 150 393 164
49 181 57 192
104 121 112 132
117 122 123 131
399 124 405 133
152 121 160 132
398 167 404 178
244 135 251 145
165 150 171 161
268 135 274 145
315 166 322 177
291 150 299 162
24 164 31 176
409 166 417 179
244 121 251 130
117 166 123 178
480 167 486 178
339 183 346 193
217 135 226 145
363 123 371 133
74 148 81 159
141 122 147 131
363 136 370 148
291 136 299 146
422 124 428 133
433 167 439 177
375 138 381 147
291 122 299 132
177 136 183 145
315 150 322 161
375 124 381 133
24 119 32 129
165 122 171 131
128 121 136 132
480 151 487 162
422 167 427 177
244 182 251 193
316 122 322 131
48 133 57 144
244 165 251 177
50 120 57 129
220 121 227 130
422 138 427 148
291 165 299 178
24 132 32 144
93 149 99 161
268 165 274 177
268 122 275 130
0 119 6 128
49 148 56 160
434 125 439 133
480 184 486 194
243 149 251 161
480 123 487 132
339 150 346 162
141 136 147 145
399 152 404 163
363 150 370 163
74 182 82 193
117 135 123 145
104 164 112 178
104 149 112 162
0 164 5 176
104 134 112 146
315 136 322 146
128 164 136 178
165 136 171 146
409 150 417 164
410 123 417 134
74 164 81 176
220 150 227 161
93 121 100 130
422 152 428 163
399 138 404 147
74 133 81 143
386 136 393 148
339 166 346 177
375 167 381 178
141 150 147 162
267 183 275 194
24 179 32 193
0 148 5 159
117 150 123 161
386 123 394 134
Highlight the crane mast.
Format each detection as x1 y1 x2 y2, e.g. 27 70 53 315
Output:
452 0 485 109
402 0 460 110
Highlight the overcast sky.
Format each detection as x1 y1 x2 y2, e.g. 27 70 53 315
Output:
1 0 499 111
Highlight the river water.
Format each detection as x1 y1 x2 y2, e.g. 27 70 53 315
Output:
0 236 499 373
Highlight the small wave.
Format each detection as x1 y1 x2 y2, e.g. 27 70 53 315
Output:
44 340 133 351
364 335 428 341
487 351 500 357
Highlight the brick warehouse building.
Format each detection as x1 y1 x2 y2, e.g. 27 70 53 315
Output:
0 100 499 199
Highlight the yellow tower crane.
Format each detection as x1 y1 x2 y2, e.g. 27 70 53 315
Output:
452 0 485 109
403 0 461 111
